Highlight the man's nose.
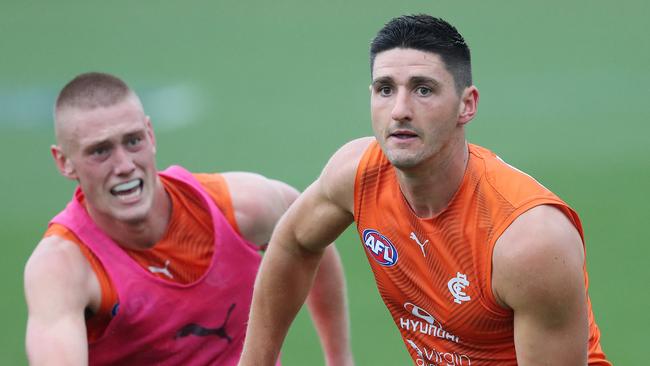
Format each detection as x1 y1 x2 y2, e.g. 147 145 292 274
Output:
112 147 136 176
391 89 413 122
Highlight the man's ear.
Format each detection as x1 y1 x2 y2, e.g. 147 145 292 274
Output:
51 145 77 180
458 85 479 126
145 116 156 154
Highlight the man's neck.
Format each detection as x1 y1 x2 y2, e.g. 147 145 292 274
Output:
89 178 172 250
395 138 469 218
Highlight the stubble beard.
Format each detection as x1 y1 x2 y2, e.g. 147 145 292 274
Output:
385 148 428 171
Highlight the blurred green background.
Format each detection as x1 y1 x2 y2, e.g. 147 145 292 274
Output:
2 0 648 364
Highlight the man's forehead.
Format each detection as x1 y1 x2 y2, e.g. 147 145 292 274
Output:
55 98 146 147
58 95 141 122
78 120 145 138
372 48 447 79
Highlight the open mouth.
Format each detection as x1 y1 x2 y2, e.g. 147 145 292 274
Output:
390 131 418 139
110 179 143 198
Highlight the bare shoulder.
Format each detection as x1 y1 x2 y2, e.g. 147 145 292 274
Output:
222 172 298 206
24 235 97 311
492 205 590 363
321 137 374 183
318 137 374 211
221 172 299 246
492 205 586 310
25 236 95 364
220 138 374 245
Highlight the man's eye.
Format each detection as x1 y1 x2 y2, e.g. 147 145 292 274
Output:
92 147 108 156
416 86 432 96
126 136 142 147
379 86 392 96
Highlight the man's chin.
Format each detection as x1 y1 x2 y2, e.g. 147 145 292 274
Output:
386 153 423 170
109 204 152 225
120 214 149 225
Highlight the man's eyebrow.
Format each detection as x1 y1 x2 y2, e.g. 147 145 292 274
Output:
371 76 394 87
80 127 145 149
122 129 146 139
408 76 441 88
82 139 112 154
371 76 442 88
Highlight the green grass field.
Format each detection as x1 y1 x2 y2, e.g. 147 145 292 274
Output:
1 1 648 364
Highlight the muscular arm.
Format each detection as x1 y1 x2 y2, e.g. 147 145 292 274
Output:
24 237 97 366
225 171 354 364
237 138 373 366
305 244 353 366
492 205 589 366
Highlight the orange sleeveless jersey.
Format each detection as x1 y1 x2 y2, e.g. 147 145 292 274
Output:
353 142 610 365
43 173 243 341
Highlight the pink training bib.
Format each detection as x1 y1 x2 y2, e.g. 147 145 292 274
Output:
51 165 277 366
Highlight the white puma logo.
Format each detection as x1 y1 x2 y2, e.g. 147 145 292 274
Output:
409 232 429 257
148 259 174 279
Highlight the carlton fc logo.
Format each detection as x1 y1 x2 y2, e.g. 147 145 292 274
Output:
362 229 399 266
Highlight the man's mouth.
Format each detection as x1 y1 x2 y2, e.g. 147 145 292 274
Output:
389 131 418 139
110 179 143 198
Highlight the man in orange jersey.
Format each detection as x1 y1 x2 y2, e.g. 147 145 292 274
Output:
24 72 354 366
239 15 610 366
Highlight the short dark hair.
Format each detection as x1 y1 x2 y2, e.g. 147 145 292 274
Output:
370 14 472 93
55 72 134 112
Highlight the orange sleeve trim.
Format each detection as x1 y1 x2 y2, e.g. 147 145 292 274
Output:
353 141 380 222
193 173 241 235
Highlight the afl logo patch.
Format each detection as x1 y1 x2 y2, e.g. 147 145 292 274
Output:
362 229 398 266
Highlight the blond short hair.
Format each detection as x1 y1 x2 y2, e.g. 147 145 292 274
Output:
55 72 136 113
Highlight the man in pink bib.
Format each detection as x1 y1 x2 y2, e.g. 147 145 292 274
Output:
24 72 354 366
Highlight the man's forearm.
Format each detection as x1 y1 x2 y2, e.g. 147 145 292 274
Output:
239 238 325 366
307 244 354 366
